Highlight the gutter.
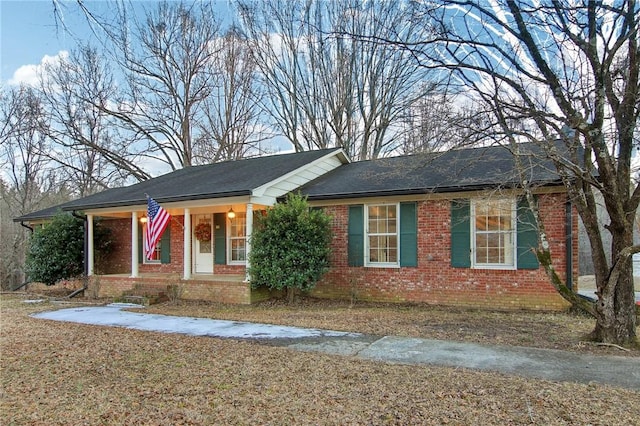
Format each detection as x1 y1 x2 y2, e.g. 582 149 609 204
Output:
304 180 565 202
61 190 252 212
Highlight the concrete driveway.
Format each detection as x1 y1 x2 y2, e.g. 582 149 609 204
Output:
32 303 640 391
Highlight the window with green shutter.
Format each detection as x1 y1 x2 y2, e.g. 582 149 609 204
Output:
450 197 540 270
347 202 417 268
139 223 171 264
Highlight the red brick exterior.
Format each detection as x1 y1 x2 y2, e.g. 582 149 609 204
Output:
95 192 578 310
97 216 245 276
98 218 131 274
310 193 577 311
91 275 269 305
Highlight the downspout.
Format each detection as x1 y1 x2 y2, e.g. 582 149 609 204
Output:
70 211 89 298
565 199 573 291
20 221 34 232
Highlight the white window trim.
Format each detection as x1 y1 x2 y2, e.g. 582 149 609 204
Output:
471 198 517 270
365 203 400 268
227 212 247 265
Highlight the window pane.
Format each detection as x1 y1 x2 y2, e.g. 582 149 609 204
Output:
499 214 511 230
199 240 212 254
474 199 515 266
476 215 488 231
487 248 501 263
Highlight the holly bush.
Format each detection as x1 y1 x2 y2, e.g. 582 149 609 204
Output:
25 212 111 285
249 193 332 301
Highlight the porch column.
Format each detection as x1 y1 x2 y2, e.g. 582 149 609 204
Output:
87 214 95 276
183 208 191 280
131 211 139 278
245 203 253 282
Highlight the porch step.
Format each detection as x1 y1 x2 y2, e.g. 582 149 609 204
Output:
121 286 169 306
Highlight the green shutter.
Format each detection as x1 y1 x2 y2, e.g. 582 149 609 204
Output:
399 202 417 267
348 205 364 266
160 226 171 264
451 199 471 267
517 196 539 269
214 213 226 265
138 224 143 263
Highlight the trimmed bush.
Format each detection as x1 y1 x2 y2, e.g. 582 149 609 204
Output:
249 193 332 302
25 212 111 285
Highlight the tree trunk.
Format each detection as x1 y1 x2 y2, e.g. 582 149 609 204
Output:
591 231 638 345
287 287 296 304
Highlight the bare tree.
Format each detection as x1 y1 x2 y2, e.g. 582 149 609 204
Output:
237 0 436 160
91 1 223 169
398 1 640 344
194 27 268 162
398 91 489 154
40 46 148 191
0 85 71 289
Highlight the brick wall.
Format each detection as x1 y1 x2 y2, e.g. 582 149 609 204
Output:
310 193 577 311
98 218 131 274
95 193 577 309
98 216 246 276
92 275 255 304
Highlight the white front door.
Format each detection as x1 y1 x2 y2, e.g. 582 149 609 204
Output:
194 214 214 274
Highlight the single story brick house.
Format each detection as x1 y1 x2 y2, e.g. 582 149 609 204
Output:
16 144 578 310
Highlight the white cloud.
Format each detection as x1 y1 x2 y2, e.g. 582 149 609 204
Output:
7 51 69 86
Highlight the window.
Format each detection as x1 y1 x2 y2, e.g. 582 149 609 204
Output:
348 203 417 267
471 198 516 268
228 212 246 263
366 204 399 266
142 223 169 264
451 197 539 270
142 223 162 264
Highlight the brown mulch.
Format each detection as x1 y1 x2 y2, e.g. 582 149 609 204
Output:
2 294 639 425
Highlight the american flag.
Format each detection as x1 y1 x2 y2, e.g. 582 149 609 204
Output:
145 196 171 260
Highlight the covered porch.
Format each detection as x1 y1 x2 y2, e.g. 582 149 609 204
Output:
84 197 263 283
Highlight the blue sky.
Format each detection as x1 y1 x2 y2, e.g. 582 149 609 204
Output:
0 0 235 85
1 0 95 84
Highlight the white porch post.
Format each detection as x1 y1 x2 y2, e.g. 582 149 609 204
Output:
183 208 191 280
131 211 139 278
87 214 95 276
245 203 253 282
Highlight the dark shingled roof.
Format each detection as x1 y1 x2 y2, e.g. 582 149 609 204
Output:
13 201 80 223
14 149 341 222
300 143 564 200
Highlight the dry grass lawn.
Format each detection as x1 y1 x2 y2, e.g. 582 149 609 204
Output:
2 293 639 425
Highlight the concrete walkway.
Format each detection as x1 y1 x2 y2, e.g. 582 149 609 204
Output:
32 303 640 391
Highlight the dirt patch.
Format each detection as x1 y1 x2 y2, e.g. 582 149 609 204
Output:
2 294 639 425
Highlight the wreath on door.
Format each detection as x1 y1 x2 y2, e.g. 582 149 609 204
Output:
194 222 211 242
